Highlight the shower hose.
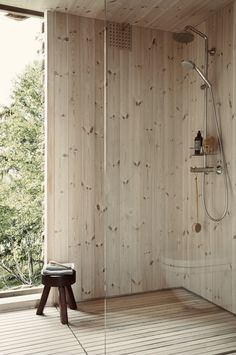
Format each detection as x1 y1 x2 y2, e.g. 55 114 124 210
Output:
202 88 229 222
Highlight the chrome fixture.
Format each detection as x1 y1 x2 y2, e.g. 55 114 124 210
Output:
179 25 229 222
208 47 216 56
184 25 208 40
181 60 211 88
174 25 216 56
172 31 194 44
184 25 216 56
190 166 223 175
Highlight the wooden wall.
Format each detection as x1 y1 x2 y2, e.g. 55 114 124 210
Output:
46 2 236 313
179 2 236 313
106 26 183 296
46 10 183 301
46 12 105 301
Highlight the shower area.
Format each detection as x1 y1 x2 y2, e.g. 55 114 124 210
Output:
42 0 236 348
101 1 235 308
9 0 236 353
0 0 236 353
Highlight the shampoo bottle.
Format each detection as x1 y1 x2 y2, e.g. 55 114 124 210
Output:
194 131 203 155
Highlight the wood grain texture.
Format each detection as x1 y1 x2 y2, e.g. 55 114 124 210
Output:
3 289 236 355
46 1 236 314
105 0 236 313
0 0 233 32
46 10 183 301
232 0 236 315
75 289 236 354
180 2 235 313
106 26 183 295
0 307 85 355
46 12 105 301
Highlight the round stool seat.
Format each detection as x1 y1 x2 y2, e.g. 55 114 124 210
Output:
42 270 76 287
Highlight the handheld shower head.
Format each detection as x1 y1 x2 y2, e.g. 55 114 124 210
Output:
181 60 195 70
181 60 211 88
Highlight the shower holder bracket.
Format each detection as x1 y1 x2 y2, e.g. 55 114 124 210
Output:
200 83 208 90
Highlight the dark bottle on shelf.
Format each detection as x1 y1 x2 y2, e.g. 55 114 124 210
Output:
194 131 203 155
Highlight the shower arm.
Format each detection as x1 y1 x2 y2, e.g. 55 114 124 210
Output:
184 25 207 40
184 25 208 79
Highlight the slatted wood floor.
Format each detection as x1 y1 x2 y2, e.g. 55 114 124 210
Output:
1 288 236 354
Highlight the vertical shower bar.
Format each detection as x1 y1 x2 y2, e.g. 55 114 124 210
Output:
184 25 209 168
182 25 228 221
204 35 208 169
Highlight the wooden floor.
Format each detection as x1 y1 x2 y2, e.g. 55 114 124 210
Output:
1 288 236 354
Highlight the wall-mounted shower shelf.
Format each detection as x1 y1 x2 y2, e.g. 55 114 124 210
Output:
191 153 204 157
190 153 217 157
189 148 217 157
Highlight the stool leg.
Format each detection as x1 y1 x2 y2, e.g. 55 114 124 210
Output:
66 285 77 310
59 286 68 324
36 286 51 315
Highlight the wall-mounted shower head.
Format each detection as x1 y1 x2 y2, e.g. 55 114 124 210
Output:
173 31 194 44
181 60 211 88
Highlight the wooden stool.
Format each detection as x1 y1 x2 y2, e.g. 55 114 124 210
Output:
36 270 77 324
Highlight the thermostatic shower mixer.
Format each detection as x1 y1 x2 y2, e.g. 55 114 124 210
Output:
190 165 223 175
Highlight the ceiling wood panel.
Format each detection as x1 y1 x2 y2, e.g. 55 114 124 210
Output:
0 0 233 32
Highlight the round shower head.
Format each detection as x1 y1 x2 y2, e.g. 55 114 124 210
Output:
173 31 194 44
181 60 211 88
181 60 195 70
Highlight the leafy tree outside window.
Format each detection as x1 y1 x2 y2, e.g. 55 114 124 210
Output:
0 61 44 290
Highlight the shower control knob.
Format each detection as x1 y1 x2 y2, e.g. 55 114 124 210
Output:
208 47 216 56
216 165 223 175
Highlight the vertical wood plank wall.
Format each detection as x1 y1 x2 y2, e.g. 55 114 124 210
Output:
46 12 105 301
180 2 236 313
46 11 183 300
106 27 183 296
46 2 236 313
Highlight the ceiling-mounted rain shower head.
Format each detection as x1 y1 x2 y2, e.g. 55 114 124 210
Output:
181 60 211 88
173 31 194 44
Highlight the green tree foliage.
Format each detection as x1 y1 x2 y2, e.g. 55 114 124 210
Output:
0 61 44 289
